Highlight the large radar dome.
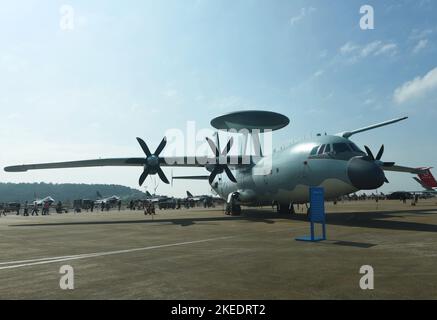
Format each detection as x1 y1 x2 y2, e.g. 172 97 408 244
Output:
210 110 290 132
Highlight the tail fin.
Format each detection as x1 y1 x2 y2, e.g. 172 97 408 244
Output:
186 191 193 197
415 168 437 190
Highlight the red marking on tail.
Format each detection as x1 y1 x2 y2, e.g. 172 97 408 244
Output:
418 168 437 189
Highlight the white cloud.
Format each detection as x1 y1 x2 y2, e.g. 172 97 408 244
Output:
409 28 433 41
363 99 374 105
339 40 397 62
393 67 437 104
319 50 328 59
360 41 382 57
289 7 316 26
340 42 358 55
374 43 397 56
413 39 428 54
313 70 324 78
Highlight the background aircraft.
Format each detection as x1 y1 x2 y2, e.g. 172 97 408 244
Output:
5 111 432 215
185 191 211 202
413 168 437 192
33 196 55 206
144 191 171 204
94 191 120 205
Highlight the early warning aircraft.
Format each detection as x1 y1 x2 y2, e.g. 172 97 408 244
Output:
4 111 431 215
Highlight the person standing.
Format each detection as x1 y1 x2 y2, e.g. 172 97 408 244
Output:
23 201 29 216
31 202 38 216
43 201 50 215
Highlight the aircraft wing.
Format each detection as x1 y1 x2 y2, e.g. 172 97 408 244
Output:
172 175 210 180
4 158 144 172
4 156 250 172
382 165 428 175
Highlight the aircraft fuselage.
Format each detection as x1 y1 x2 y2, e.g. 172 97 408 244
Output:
211 135 381 205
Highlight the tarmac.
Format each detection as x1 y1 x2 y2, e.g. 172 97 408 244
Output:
1 199 437 299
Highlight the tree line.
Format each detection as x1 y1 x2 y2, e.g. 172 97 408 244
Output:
0 182 146 203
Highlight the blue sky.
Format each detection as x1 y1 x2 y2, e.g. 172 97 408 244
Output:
0 0 436 197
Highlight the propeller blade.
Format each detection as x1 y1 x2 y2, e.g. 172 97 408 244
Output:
139 168 149 186
154 137 167 156
157 167 169 184
208 168 220 185
136 137 152 157
206 137 220 157
376 145 384 161
224 166 237 183
383 162 395 167
364 146 375 161
221 137 234 156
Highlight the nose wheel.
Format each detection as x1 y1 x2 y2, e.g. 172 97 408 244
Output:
226 203 241 216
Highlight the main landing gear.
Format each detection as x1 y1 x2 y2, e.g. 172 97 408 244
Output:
276 202 295 214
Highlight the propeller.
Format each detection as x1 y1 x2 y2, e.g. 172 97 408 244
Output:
363 144 395 183
136 137 169 186
206 137 237 185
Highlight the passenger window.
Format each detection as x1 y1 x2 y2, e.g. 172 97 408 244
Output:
324 144 331 153
318 144 325 154
310 146 319 156
333 143 351 153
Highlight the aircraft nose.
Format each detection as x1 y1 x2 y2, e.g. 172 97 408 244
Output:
347 157 385 190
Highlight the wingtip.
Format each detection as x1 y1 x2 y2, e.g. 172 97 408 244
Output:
4 166 28 172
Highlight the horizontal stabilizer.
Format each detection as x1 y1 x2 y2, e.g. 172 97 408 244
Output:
382 165 428 175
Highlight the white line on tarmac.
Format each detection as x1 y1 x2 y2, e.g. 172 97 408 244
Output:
0 236 236 270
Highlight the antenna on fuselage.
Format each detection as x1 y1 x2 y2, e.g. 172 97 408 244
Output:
338 116 408 139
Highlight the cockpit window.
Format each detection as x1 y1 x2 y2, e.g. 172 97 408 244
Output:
333 143 351 153
324 144 331 153
349 143 363 153
310 146 319 156
318 144 325 154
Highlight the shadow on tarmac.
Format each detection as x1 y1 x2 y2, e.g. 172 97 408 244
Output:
8 208 437 232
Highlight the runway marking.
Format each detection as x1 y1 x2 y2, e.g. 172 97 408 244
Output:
0 236 236 270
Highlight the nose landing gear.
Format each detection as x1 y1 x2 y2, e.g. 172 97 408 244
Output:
226 192 242 216
225 203 241 216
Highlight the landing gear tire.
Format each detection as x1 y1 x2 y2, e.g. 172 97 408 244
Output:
226 203 241 216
